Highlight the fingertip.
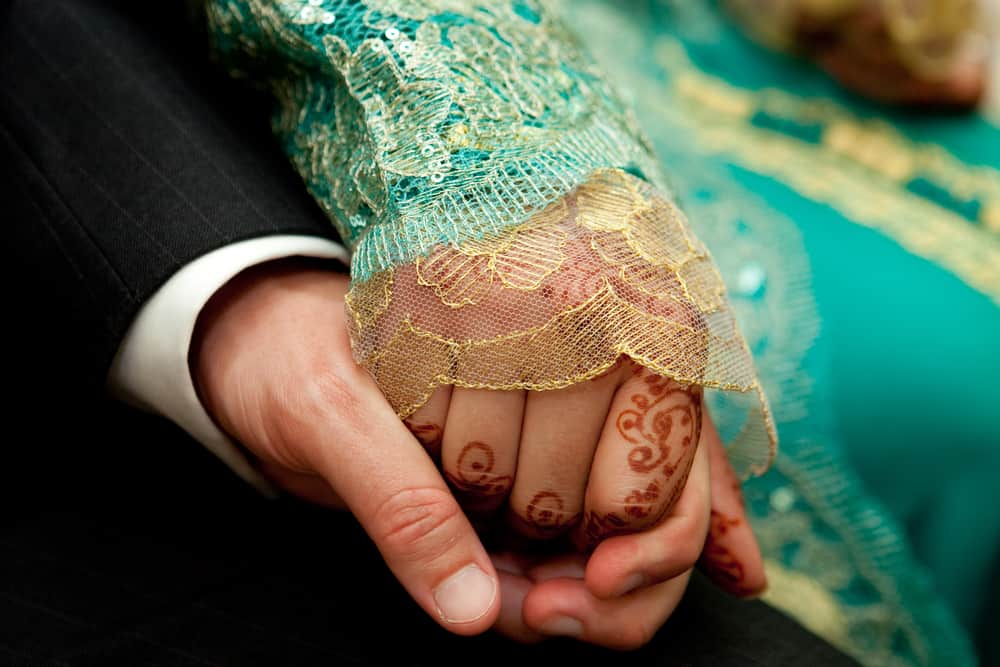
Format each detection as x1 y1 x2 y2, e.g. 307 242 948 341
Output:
521 577 590 630
431 562 502 635
583 535 642 599
493 572 546 644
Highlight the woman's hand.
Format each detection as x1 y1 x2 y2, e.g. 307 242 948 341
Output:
410 378 766 647
795 0 987 108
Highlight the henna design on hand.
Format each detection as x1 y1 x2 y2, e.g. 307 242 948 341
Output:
624 481 661 519
580 460 694 550
444 441 513 498
524 490 580 534
699 510 757 596
405 420 443 456
579 370 702 549
617 368 701 477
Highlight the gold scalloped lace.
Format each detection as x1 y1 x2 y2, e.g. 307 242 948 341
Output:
346 169 776 478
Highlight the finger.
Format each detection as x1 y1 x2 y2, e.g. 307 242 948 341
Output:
442 388 524 512
304 367 500 635
508 368 619 538
492 573 544 644
583 425 710 598
576 364 702 548
404 385 452 459
698 412 767 597
522 570 692 649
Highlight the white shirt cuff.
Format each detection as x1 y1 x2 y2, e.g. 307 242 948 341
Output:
107 235 350 494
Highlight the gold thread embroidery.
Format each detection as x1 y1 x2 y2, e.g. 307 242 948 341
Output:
657 40 1000 306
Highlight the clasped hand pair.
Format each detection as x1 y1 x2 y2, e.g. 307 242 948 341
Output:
191 259 766 649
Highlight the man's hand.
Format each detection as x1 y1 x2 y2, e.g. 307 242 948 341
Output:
190 259 501 635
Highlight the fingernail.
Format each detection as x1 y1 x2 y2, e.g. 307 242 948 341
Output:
433 564 497 624
613 572 647 597
539 615 584 638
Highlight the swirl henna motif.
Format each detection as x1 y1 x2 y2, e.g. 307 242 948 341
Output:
444 441 513 498
617 369 702 477
581 370 703 548
525 491 580 534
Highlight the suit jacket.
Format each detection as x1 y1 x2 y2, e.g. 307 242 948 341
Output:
0 0 343 393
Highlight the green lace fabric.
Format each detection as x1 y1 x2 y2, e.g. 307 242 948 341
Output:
205 0 777 478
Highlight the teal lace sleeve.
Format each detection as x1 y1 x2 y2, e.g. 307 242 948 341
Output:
206 0 665 277
204 0 778 478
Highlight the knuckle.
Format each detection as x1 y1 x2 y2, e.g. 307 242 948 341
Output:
676 534 704 568
512 490 581 535
275 371 363 437
372 487 464 563
304 371 364 424
667 517 706 565
446 467 513 499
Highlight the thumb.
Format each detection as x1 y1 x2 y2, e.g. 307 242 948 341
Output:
304 371 501 635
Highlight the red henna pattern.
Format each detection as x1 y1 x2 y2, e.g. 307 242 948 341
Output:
444 441 513 497
525 490 580 534
624 481 661 518
700 510 757 596
405 421 443 455
581 372 702 548
616 372 701 477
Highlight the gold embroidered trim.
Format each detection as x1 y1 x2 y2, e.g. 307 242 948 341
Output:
657 40 1000 306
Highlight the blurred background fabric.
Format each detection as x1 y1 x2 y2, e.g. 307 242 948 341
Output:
563 1 999 664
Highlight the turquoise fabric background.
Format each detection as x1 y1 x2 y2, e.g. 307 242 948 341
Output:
572 0 998 662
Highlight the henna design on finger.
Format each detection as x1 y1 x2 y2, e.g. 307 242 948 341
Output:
700 510 757 596
617 369 702 478
444 441 513 498
579 370 702 548
405 420 443 456
524 490 580 534
624 481 661 519
580 460 694 550
581 509 628 547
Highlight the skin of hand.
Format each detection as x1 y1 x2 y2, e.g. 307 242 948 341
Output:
794 1 987 108
191 258 766 648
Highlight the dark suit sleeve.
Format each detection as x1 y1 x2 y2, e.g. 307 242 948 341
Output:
0 0 344 390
